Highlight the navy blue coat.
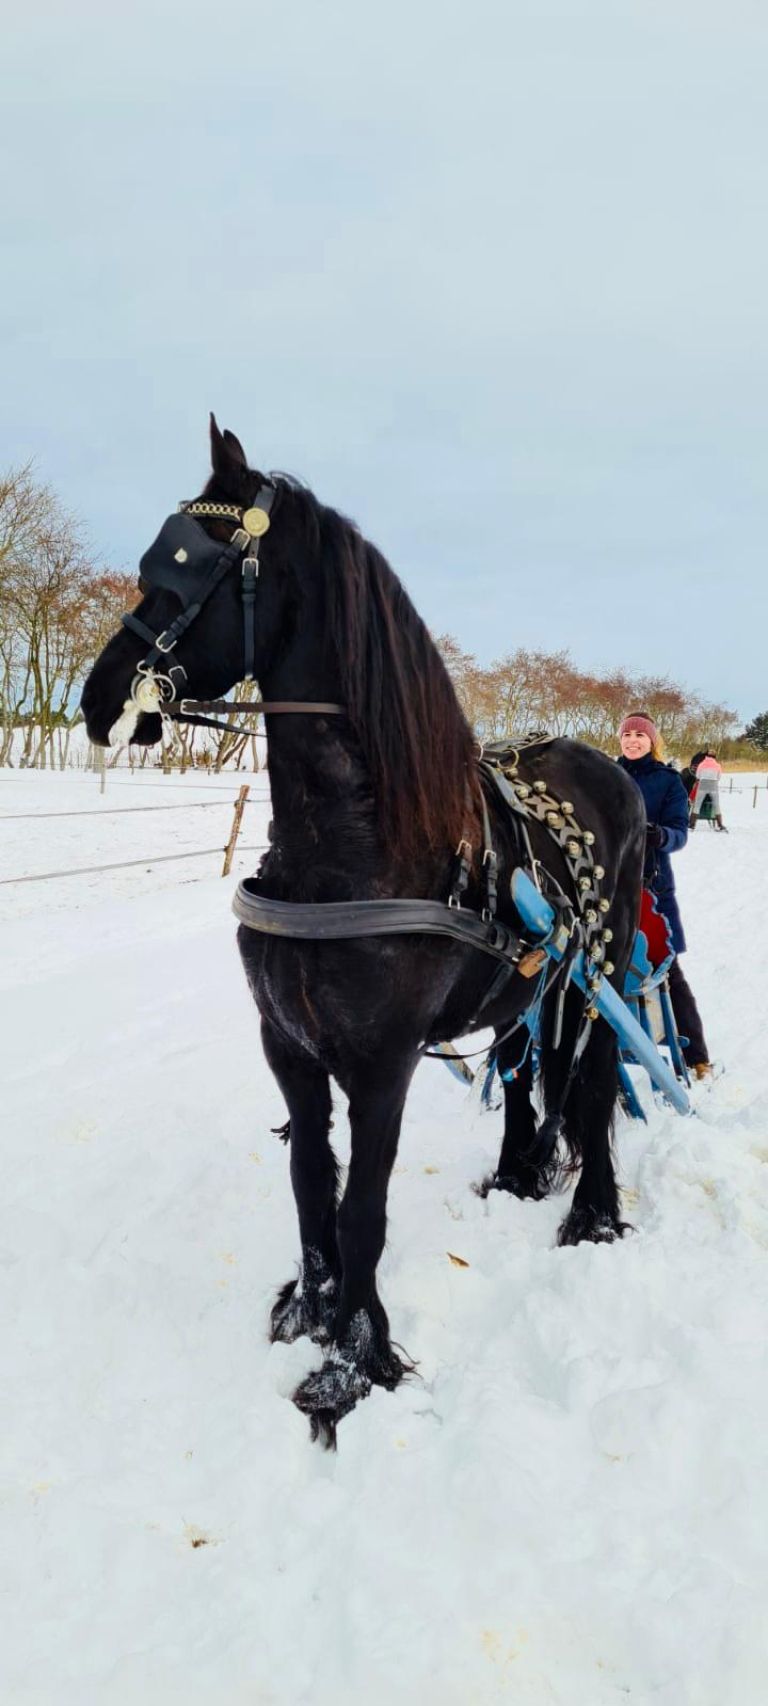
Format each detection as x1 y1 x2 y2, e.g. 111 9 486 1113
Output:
617 754 690 952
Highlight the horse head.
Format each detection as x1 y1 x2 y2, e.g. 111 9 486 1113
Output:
81 420 475 860
80 416 317 749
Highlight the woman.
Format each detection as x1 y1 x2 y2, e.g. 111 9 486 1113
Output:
617 712 713 1080
691 750 728 831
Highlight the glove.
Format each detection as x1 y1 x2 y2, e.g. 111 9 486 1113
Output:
645 823 664 851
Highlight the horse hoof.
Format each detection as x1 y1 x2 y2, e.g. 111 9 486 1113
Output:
292 1351 371 1443
557 1207 630 1246
291 1309 414 1442
270 1276 336 1347
476 1168 552 1202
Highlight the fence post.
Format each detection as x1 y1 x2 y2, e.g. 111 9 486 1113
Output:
222 785 250 875
754 786 758 810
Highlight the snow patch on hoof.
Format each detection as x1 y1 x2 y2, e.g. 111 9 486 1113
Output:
292 1309 414 1444
269 1250 338 1346
476 1164 555 1202
557 1205 630 1246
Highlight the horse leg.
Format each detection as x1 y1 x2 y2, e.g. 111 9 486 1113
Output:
292 1056 415 1446
260 1018 340 1347
555 1012 628 1247
480 1045 555 1200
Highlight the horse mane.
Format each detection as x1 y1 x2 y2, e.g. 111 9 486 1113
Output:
281 480 479 863
202 454 478 861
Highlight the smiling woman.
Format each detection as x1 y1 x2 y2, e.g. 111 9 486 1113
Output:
617 710 713 1079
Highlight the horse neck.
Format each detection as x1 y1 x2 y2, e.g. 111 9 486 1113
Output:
258 634 386 884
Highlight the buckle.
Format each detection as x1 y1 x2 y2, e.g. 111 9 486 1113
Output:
154 630 177 653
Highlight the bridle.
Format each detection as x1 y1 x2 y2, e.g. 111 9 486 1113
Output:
118 483 345 740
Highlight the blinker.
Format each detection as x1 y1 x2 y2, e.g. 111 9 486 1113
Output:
138 513 235 609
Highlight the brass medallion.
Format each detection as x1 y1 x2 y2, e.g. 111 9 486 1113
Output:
242 506 271 538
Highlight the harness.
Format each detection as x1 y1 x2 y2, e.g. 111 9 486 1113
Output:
232 738 613 1083
121 497 616 1103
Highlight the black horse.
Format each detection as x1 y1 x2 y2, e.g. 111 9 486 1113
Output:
82 419 645 1444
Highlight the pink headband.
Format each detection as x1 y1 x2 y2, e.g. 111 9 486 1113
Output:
619 714 658 744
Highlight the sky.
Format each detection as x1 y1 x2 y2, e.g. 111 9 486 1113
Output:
3 0 767 722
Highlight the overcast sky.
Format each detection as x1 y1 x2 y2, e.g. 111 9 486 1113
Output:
3 0 766 721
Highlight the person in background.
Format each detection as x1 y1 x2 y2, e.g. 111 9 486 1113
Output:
617 712 713 1080
680 751 706 800
691 750 728 831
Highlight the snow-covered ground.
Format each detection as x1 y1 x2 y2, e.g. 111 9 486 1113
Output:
2 769 768 1705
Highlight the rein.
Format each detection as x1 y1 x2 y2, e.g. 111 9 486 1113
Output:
168 699 346 739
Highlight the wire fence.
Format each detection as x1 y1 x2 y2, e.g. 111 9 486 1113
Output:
1 781 269 888
0 846 268 886
2 770 766 891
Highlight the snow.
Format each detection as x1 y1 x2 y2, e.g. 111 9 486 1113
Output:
2 768 768 1704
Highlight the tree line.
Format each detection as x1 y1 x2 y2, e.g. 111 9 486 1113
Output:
0 462 760 769
437 636 749 761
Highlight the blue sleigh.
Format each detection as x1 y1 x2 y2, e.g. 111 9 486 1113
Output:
438 871 691 1119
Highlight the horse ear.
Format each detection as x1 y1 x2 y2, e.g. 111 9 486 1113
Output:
209 413 249 478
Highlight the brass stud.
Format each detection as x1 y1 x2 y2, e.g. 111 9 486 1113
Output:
602 928 613 943
566 839 581 857
593 864 605 880
585 908 597 923
533 780 547 793
579 876 591 890
583 830 595 845
561 800 574 814
586 1005 599 1021
598 898 610 913
604 961 615 976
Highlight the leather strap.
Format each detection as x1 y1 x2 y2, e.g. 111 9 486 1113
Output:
232 882 527 967
178 699 345 716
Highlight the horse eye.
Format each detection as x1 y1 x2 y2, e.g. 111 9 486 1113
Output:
138 576 148 595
